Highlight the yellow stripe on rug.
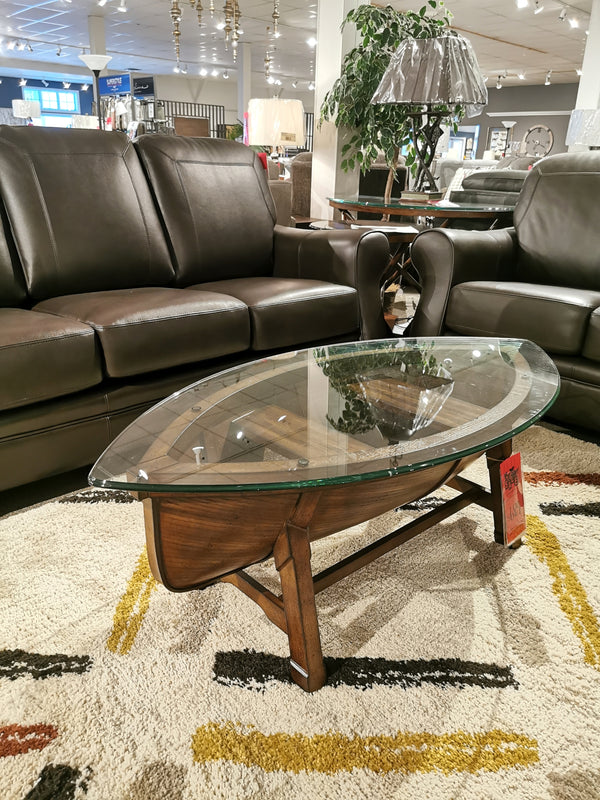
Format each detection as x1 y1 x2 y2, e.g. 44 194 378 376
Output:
191 722 538 775
526 515 600 669
107 548 157 655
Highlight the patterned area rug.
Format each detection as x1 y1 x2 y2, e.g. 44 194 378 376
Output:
1 425 600 799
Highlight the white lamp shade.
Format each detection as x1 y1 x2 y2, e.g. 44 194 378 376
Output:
12 99 41 118
79 53 112 73
247 98 305 147
565 109 600 146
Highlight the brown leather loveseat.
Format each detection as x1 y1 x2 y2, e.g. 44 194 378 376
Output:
0 127 390 491
409 151 600 432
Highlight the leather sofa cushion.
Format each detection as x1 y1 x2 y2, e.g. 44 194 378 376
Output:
187 277 359 351
446 282 600 355
462 169 529 192
35 288 250 378
0 212 27 307
0 127 174 301
134 136 276 286
0 308 101 411
582 307 600 362
513 151 600 290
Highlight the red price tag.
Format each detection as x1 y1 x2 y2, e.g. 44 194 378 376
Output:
500 452 526 547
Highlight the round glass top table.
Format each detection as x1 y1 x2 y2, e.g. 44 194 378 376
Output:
90 337 559 691
328 195 515 221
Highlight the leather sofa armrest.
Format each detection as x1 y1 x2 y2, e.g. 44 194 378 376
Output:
273 226 391 340
409 227 518 336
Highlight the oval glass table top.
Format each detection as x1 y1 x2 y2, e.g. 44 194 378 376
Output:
89 338 559 493
328 195 516 214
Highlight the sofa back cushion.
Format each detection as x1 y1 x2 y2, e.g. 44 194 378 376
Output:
134 135 276 286
514 151 600 291
0 203 27 307
0 126 174 301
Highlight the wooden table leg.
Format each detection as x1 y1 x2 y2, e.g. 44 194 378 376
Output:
273 493 326 692
486 439 513 545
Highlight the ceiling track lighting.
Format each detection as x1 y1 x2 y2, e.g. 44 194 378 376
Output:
117 0 127 12
56 46 62 56
558 7 567 20
18 78 27 86
496 75 503 89
545 70 552 85
534 0 544 13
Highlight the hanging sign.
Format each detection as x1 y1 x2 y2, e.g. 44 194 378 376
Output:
98 73 131 96
132 76 155 97
499 452 526 547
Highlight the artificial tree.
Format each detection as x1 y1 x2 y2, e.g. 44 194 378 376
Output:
320 2 458 203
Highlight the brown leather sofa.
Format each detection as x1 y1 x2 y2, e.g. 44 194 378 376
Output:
409 150 600 432
0 127 390 491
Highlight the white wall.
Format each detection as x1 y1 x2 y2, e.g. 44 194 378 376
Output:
154 74 314 124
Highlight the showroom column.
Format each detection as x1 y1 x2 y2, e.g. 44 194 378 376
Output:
87 15 107 57
237 42 252 129
569 0 600 150
311 0 364 220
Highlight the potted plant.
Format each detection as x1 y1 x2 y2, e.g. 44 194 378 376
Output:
319 2 457 204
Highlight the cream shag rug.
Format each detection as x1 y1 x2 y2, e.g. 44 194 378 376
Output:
1 425 600 800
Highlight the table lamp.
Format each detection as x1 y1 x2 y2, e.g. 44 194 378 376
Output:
78 53 112 130
371 32 487 197
247 98 305 150
565 109 600 148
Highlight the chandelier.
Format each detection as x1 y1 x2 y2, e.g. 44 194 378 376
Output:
169 0 281 68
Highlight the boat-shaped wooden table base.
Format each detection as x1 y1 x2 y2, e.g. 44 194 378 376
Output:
137 439 514 692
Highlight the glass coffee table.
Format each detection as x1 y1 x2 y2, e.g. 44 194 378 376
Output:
90 338 559 691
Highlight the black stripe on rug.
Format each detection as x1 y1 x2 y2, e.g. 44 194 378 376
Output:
0 649 92 680
59 489 134 504
24 764 92 799
539 501 600 517
213 650 518 691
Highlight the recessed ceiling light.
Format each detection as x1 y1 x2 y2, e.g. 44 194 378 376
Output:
515 0 529 8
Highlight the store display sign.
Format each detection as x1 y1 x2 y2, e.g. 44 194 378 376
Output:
500 452 526 547
132 77 155 97
98 74 131 96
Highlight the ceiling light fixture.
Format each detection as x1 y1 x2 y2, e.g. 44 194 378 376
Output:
515 0 529 9
211 68 219 76
19 78 27 86
545 70 552 85
169 2 242 64
558 7 567 20
306 37 317 48
534 0 544 12
97 0 108 6
16 40 26 51
576 68 583 76
223 70 229 79
56 46 62 56
81 83 89 90
308 81 315 91
568 15 579 28
41 79 49 87
62 81 71 89
291 80 298 88
117 0 127 12
199 67 208 76
496 76 503 89
6 40 16 50
26 41 33 52
518 71 526 79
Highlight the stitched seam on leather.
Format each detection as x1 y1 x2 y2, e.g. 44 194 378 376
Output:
122 153 154 278
0 332 93 350
91 307 246 329
252 291 354 308
456 286 597 309
21 152 61 287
